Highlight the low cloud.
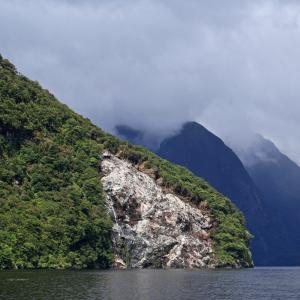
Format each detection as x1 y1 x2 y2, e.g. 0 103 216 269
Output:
1 0 300 162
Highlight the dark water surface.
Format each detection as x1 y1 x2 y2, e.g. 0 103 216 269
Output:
1 267 300 300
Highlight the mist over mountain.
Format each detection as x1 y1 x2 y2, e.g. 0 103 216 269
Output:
2 0 300 164
117 122 300 265
234 135 300 265
116 125 160 150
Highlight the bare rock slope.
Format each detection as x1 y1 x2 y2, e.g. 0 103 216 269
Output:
101 153 215 269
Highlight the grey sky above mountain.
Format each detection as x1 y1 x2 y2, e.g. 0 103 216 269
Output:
1 0 300 163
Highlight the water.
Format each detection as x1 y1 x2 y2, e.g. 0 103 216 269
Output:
0 267 300 300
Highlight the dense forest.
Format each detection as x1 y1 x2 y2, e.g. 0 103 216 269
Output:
0 55 252 269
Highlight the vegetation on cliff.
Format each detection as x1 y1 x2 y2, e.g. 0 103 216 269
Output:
0 55 252 269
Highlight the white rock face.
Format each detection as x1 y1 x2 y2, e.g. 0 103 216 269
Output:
101 153 215 269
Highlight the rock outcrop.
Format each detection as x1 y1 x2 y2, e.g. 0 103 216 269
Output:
101 153 215 269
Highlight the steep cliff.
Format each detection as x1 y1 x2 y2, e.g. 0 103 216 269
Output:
0 55 252 269
101 153 214 268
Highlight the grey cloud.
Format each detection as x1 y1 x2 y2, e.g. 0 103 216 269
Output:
1 0 300 163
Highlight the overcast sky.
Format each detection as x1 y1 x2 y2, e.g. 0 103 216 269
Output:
1 0 300 162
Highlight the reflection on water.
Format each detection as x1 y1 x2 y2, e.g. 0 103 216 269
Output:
1 267 300 300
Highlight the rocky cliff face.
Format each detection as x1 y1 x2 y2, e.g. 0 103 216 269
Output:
101 153 215 269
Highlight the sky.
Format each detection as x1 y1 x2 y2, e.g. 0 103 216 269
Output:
1 0 300 163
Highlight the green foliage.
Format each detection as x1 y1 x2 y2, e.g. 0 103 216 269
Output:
0 55 252 269
0 57 112 269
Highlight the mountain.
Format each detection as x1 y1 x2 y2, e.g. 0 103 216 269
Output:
235 135 300 265
0 55 252 269
116 122 270 264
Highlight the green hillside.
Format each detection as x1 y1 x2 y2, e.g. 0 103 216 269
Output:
0 55 253 269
